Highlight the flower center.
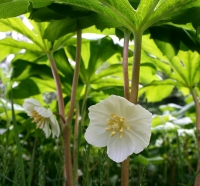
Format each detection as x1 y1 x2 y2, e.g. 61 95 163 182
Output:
30 110 46 128
105 113 130 138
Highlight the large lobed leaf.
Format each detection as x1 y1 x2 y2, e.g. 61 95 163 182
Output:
56 0 200 34
0 0 54 18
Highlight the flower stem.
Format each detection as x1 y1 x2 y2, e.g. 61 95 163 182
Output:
121 157 130 186
121 29 131 186
121 30 143 186
47 52 65 127
122 28 131 100
191 89 200 186
130 31 142 104
73 103 80 182
65 29 82 127
47 52 74 186
63 29 82 186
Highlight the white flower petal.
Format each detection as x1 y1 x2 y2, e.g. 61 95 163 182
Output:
23 98 42 110
85 124 109 147
126 131 149 154
125 104 152 123
23 98 60 138
23 98 42 115
49 112 60 138
107 134 135 163
85 95 152 162
34 106 51 118
38 120 51 138
88 109 109 126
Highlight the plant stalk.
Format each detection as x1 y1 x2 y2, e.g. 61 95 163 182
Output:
65 29 82 127
121 29 131 186
122 29 131 100
63 29 82 186
121 157 130 186
121 31 143 186
73 104 80 182
47 52 74 186
47 52 66 128
130 31 142 104
191 89 200 186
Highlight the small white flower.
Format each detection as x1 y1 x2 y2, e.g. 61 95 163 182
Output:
23 98 60 138
85 95 152 163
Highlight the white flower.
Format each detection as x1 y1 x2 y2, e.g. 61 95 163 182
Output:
23 98 60 138
85 95 152 163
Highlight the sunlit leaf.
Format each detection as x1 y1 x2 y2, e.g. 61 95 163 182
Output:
0 0 53 18
139 79 175 102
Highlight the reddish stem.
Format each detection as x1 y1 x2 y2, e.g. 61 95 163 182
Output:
191 89 200 186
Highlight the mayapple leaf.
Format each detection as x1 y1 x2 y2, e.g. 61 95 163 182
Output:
10 79 41 99
29 7 66 21
142 33 200 89
30 0 54 8
0 38 41 54
29 3 92 21
139 79 176 102
149 24 200 57
169 50 200 88
144 0 199 29
0 37 41 62
57 0 136 32
0 0 29 18
53 49 74 81
0 40 21 62
56 0 200 34
43 15 96 41
9 77 58 99
11 60 53 81
65 37 122 87
0 0 53 19
0 18 43 49
44 13 121 41
140 63 160 85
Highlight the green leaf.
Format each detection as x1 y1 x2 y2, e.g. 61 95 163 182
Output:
140 63 160 84
0 18 43 49
144 0 199 29
0 0 53 18
30 0 54 8
149 24 200 58
0 0 29 18
152 115 170 127
169 50 200 88
9 77 57 99
11 60 52 81
139 79 175 102
0 38 41 55
142 34 200 89
44 13 121 41
57 0 136 32
29 6 66 21
43 18 81 41
132 155 149 165
57 0 200 33
66 37 121 84
147 156 164 165
152 122 180 132
53 49 74 82
142 34 170 62
0 39 21 62
29 3 91 21
11 79 40 99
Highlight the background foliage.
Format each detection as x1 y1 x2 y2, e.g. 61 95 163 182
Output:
0 0 200 186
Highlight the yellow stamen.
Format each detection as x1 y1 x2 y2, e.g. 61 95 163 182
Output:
105 113 129 138
30 110 46 128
